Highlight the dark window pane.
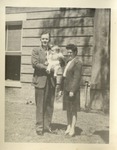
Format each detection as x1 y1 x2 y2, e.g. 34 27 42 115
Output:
5 55 21 80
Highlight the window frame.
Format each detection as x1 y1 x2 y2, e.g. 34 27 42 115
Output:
5 21 23 87
5 21 22 56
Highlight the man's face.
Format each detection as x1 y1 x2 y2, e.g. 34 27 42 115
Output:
40 33 50 47
67 49 75 60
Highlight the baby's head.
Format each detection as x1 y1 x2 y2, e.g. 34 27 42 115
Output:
51 45 60 54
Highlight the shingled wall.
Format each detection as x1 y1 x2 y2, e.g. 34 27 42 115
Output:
11 8 95 85
6 7 95 106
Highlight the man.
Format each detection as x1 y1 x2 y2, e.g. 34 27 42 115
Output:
31 31 56 135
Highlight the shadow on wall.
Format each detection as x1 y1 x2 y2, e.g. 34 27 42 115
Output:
38 8 95 50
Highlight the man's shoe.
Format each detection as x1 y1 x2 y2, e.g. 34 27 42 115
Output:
44 128 57 134
36 130 43 136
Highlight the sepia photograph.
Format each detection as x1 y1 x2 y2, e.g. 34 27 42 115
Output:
4 7 110 144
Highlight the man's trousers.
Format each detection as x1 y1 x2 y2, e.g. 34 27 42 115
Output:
35 78 55 132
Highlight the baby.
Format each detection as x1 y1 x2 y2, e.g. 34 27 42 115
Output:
46 45 64 77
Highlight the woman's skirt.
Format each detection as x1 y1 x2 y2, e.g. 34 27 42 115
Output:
63 90 80 112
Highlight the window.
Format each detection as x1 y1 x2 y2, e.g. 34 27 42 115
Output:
5 22 22 82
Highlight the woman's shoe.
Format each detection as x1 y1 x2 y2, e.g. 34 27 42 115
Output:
69 132 75 137
65 125 71 135
69 129 75 137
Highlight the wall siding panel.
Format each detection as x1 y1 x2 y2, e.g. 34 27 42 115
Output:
21 64 91 76
20 8 94 84
21 56 31 64
21 55 92 65
22 37 93 46
23 17 93 28
27 9 93 20
21 65 34 74
22 46 93 56
62 47 93 55
6 7 59 14
23 28 93 37
21 73 91 85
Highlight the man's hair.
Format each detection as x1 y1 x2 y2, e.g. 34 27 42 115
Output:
40 31 51 39
66 44 78 54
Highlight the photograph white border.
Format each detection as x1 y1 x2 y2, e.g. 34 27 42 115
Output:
0 0 117 149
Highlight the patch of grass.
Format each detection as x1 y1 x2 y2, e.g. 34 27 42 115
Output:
5 101 109 143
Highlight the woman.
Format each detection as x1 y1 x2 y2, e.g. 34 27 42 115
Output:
60 44 82 137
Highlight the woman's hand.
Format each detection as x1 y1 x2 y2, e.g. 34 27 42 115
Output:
44 61 49 66
69 91 74 97
58 91 63 96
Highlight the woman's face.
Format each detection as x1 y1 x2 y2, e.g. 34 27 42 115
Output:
67 49 76 61
40 33 50 47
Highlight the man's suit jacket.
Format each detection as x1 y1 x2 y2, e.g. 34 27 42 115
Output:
63 56 82 93
31 46 55 88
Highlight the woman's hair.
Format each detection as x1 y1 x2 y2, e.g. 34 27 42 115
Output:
66 44 78 54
